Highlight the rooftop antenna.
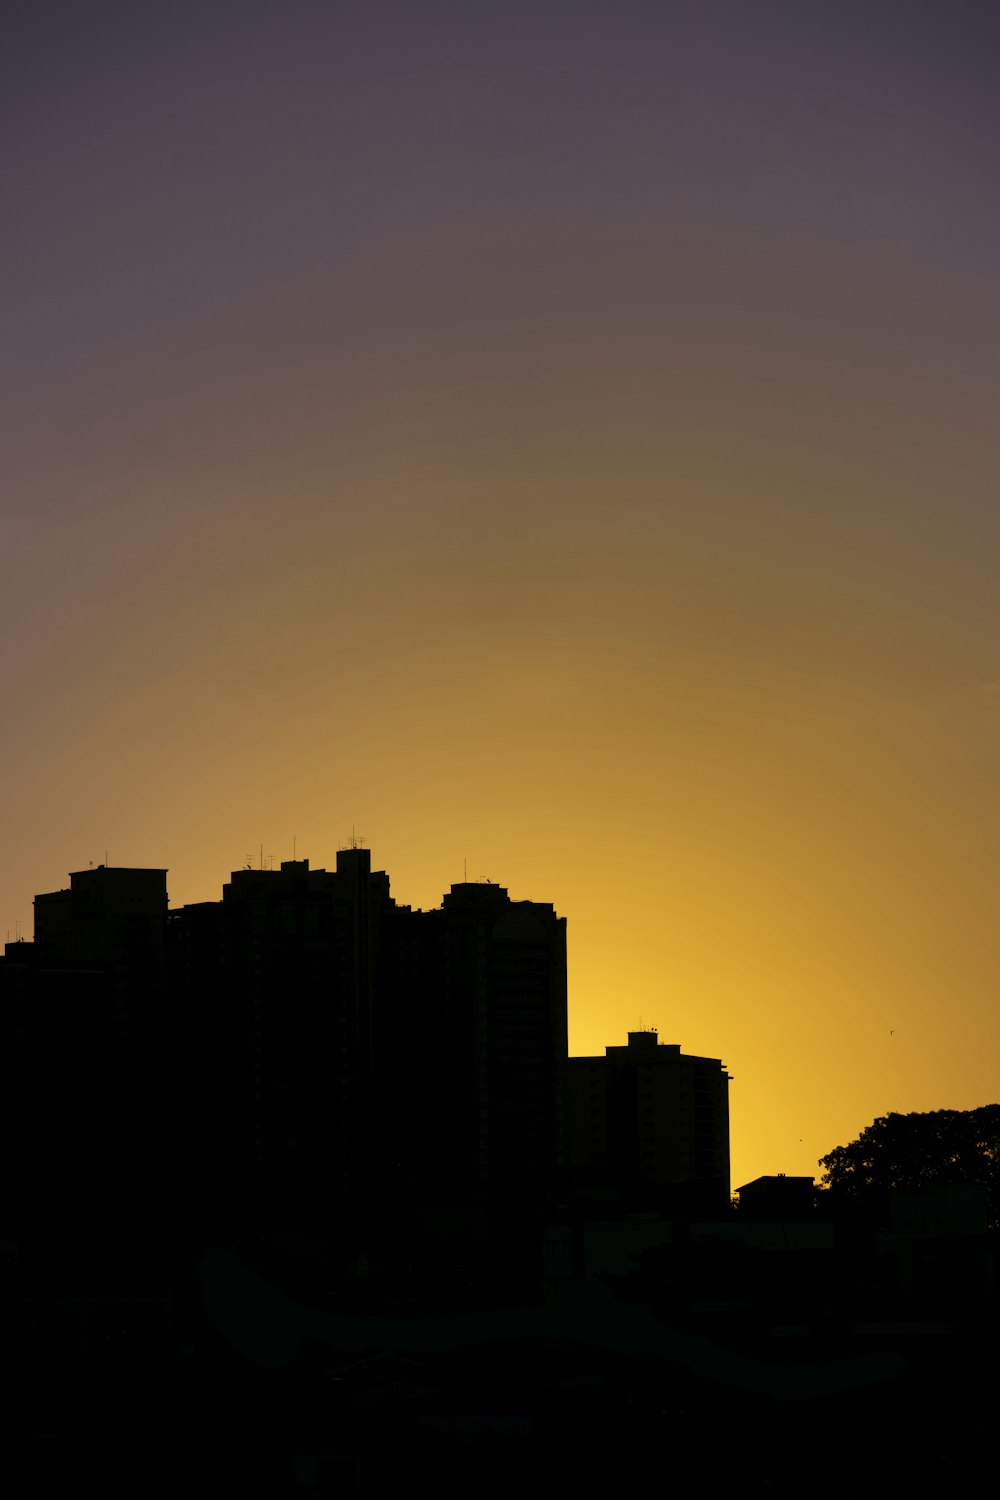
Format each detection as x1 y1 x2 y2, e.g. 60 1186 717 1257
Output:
464 857 467 881
293 834 296 860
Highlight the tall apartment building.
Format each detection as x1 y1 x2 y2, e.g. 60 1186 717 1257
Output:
0 866 169 1265
386 880 568 1215
168 853 569 1240
33 864 168 979
3 851 570 1262
568 1030 731 1212
168 846 396 1238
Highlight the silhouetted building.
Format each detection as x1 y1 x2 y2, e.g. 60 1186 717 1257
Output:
168 847 398 1239
568 1030 731 1212
169 853 568 1247
0 866 169 1271
6 851 570 1268
736 1175 815 1221
33 865 168 978
387 881 568 1217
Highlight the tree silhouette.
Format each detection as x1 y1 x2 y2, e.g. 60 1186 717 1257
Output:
820 1107 1000 1228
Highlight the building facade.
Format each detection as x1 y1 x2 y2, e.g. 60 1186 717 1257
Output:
568 1030 731 1212
0 866 170 1275
167 854 568 1242
168 847 397 1238
386 880 568 1215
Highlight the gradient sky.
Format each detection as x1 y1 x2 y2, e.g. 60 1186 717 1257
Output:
4 0 999 1190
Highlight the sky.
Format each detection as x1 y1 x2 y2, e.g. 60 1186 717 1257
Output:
3 0 999 1190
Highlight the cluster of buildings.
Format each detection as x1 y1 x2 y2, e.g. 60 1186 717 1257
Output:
7 851 996 1497
1 849 732 1272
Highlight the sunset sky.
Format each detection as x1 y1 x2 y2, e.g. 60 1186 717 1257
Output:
4 0 998 1190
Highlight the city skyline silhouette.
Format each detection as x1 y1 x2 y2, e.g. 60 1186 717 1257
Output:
5 3 999 1482
5 2 1000 1194
3 846 996 1493
2 848 729 1214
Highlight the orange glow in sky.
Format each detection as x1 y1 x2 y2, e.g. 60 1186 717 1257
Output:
4 3 999 1192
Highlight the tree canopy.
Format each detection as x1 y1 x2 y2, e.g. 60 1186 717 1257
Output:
819 1107 1000 1227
